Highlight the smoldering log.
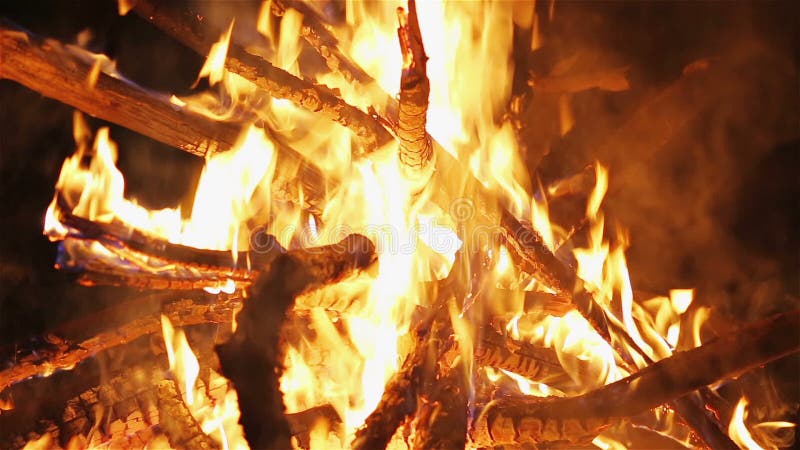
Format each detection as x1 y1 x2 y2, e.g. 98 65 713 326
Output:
216 235 375 450
0 20 328 212
132 0 392 154
469 308 800 447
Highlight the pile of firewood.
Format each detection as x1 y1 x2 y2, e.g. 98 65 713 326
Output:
1 1 798 449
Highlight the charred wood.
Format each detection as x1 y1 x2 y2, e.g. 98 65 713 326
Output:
216 235 375 450
132 0 392 154
156 378 219 450
470 308 800 447
411 322 469 450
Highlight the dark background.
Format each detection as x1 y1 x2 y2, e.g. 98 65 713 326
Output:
0 0 798 437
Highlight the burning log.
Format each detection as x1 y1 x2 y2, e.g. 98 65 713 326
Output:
132 0 392 154
267 0 391 110
52 196 376 292
352 312 433 450
470 308 800 447
396 0 435 187
0 20 328 211
474 326 573 388
411 320 469 450
0 19 237 157
156 378 219 450
0 226 375 393
0 295 239 393
216 235 375 450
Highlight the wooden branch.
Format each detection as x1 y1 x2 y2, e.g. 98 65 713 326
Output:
0 296 239 394
352 316 433 450
53 198 376 293
474 326 573 388
132 0 392 154
269 1 389 103
469 308 800 447
396 0 434 183
411 322 469 450
157 378 219 450
216 235 375 450
0 20 328 212
0 20 235 157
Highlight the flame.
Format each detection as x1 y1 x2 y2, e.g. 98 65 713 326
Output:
22 435 52 450
161 315 200 405
161 315 247 449
42 3 793 449
669 288 694 314
197 20 234 87
47 117 278 259
0 395 13 412
531 194 555 252
729 397 765 450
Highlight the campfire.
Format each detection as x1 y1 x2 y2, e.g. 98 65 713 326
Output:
0 1 797 449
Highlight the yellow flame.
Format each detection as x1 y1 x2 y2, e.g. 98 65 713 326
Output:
531 195 555 252
587 162 608 220
117 0 135 16
197 20 234 86
592 434 628 450
669 289 694 315
161 315 247 449
160 315 199 405
729 397 765 450
276 9 303 76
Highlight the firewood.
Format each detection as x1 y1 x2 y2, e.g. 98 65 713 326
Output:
156 378 219 450
1 227 377 393
0 20 327 212
396 0 434 186
285 404 343 450
469 308 800 447
52 197 376 293
0 295 239 394
474 326 573 389
268 0 391 107
132 0 392 154
352 314 434 450
411 322 469 450
0 20 237 158
216 235 375 450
